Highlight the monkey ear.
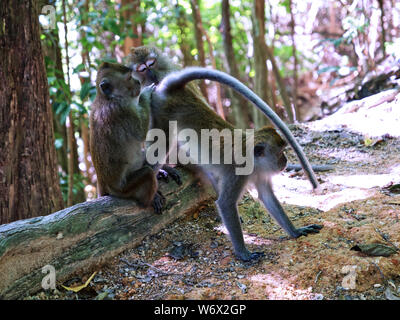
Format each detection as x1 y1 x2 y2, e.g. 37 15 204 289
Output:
254 144 265 157
99 79 113 97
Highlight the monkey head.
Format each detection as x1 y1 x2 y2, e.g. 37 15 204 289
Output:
96 62 141 100
130 46 177 87
253 127 287 173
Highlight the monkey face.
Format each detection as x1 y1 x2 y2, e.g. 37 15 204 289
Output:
131 51 159 85
131 46 173 87
96 63 141 100
254 142 287 174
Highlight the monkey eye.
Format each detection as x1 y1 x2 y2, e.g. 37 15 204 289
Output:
146 58 156 68
254 145 265 157
99 80 113 97
137 64 147 73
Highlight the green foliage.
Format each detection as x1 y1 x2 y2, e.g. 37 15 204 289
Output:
59 172 86 204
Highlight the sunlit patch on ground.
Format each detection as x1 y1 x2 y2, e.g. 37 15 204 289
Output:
265 164 400 212
307 91 400 138
248 273 319 300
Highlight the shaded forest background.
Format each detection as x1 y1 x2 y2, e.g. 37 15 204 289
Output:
1 0 400 223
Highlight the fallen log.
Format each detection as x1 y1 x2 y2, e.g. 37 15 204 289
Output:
0 169 214 299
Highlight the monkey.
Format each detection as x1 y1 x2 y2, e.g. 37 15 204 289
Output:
131 48 319 190
90 61 165 213
130 47 322 261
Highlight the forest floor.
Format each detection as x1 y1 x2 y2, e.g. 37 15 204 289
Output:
28 91 400 300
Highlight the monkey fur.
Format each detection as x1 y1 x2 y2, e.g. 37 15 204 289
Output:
90 61 165 212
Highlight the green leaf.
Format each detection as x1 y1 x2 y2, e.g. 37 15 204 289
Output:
73 63 86 74
80 81 93 101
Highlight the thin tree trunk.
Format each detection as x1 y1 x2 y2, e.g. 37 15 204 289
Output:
289 0 298 121
62 0 75 207
251 0 269 128
121 0 142 55
220 0 248 129
176 4 196 67
190 0 209 101
0 0 63 223
265 45 294 123
43 28 69 174
43 24 85 204
378 0 386 57
79 0 94 186
80 115 93 184
197 20 225 119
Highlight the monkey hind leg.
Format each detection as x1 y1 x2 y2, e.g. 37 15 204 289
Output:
256 180 323 238
117 166 160 211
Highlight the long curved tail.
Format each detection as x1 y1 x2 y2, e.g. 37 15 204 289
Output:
156 67 319 190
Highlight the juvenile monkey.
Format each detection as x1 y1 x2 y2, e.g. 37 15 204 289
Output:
90 62 164 212
130 47 322 261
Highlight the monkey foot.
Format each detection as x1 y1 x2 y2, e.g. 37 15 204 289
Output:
152 191 166 214
296 224 323 237
236 251 264 262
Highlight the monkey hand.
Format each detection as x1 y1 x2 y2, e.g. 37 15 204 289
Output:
152 190 166 214
158 166 182 185
295 224 323 237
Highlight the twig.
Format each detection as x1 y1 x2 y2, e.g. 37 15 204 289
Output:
120 258 181 277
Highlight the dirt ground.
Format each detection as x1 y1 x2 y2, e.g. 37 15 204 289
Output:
28 94 400 300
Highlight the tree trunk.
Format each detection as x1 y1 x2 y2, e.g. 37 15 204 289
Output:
121 0 142 55
220 0 248 129
176 4 196 67
197 17 225 119
0 169 214 299
43 28 69 174
378 0 386 57
251 0 269 128
43 27 85 204
78 0 94 187
61 0 86 205
0 0 64 223
289 0 299 121
190 0 209 101
265 45 294 123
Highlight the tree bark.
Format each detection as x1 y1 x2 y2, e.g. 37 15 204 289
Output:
265 45 294 123
220 0 248 129
377 0 386 57
0 169 214 299
43 28 69 174
197 18 225 119
250 0 269 128
289 0 299 121
176 4 196 67
121 0 142 55
0 0 64 223
190 0 209 101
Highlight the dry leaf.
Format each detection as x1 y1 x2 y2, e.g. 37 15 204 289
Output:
61 271 97 293
351 243 398 257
